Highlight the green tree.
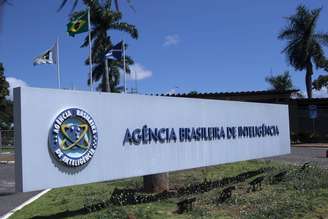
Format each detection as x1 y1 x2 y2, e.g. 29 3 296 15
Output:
0 99 13 129
265 71 294 91
313 74 328 91
71 0 138 92
278 5 328 98
0 63 12 129
63 1 169 193
0 63 9 99
58 0 134 12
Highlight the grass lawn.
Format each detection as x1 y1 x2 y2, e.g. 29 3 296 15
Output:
10 160 328 219
0 147 14 153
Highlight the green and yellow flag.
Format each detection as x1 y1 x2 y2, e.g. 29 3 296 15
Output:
67 12 88 37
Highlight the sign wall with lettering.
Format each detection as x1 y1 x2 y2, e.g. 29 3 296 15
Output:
14 87 290 192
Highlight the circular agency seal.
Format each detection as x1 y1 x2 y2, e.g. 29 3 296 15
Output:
49 108 98 167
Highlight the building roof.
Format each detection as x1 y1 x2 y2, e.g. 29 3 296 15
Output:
160 89 299 98
148 89 328 105
146 89 300 105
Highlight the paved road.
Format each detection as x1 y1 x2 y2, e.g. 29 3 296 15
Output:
0 163 40 218
0 163 14 195
0 146 328 217
265 146 328 168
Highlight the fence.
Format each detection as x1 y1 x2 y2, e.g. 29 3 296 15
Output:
0 130 14 153
290 100 328 143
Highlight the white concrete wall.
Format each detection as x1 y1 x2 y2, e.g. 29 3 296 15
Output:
14 87 290 192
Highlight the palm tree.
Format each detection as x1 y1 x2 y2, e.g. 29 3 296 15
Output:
278 5 328 98
64 1 169 193
91 53 134 92
58 0 134 12
72 0 138 92
313 74 328 91
265 71 294 91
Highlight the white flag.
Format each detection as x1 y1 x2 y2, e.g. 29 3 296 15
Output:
33 43 57 66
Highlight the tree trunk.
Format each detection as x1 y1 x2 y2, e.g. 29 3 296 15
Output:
306 61 313 98
143 173 169 193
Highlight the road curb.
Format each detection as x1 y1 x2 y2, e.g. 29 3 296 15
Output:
0 161 15 165
292 144 328 148
0 152 11 155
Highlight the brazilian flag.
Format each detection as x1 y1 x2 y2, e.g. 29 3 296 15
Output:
67 13 88 37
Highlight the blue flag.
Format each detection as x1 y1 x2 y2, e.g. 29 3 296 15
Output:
105 41 123 60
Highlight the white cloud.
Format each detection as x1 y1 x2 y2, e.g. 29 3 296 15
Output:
166 86 179 95
126 63 152 80
163 34 180 47
6 77 28 100
166 89 176 95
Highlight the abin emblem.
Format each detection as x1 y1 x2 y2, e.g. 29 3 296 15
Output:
49 108 98 167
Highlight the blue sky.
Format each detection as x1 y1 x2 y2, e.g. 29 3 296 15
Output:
1 0 328 97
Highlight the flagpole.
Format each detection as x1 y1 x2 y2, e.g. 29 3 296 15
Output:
56 37 61 89
123 40 126 93
135 70 138 94
88 7 93 91
105 58 110 92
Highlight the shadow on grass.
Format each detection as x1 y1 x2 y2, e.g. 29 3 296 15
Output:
31 208 89 219
30 167 270 219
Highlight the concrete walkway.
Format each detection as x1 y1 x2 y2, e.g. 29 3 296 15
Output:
293 143 328 148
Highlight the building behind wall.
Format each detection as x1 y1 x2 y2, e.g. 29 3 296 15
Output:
289 98 328 142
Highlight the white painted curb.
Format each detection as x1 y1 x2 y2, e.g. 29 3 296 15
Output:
0 161 14 165
0 152 11 155
1 189 51 219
